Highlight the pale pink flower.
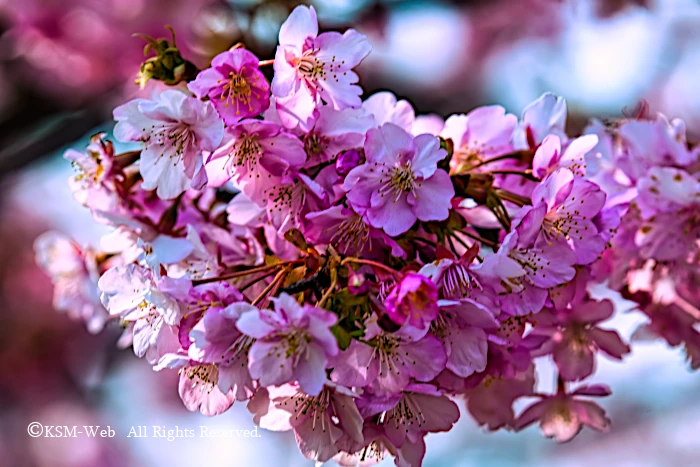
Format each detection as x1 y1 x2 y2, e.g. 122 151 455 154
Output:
113 89 224 199
155 353 237 416
236 293 338 395
441 105 517 172
34 232 109 333
515 384 612 442
362 91 415 131
272 5 371 129
514 92 568 149
253 382 364 464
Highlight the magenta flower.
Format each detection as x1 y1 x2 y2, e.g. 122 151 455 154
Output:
525 299 630 381
188 49 270 124
206 119 306 201
335 148 363 176
441 105 517 172
344 123 454 236
384 273 439 337
113 90 224 199
515 384 612 442
253 382 364 463
272 5 371 128
236 293 338 395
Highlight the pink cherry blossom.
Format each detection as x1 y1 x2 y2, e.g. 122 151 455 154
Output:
236 293 338 395
253 382 364 463
330 321 446 395
635 167 700 261
302 105 373 167
525 299 630 381
305 205 406 259
188 48 270 124
155 353 237 416
517 168 608 265
384 273 439 337
34 231 109 333
206 119 306 201
362 91 415 131
514 92 568 149
515 384 612 442
441 105 517 172
113 89 224 199
344 123 454 236
532 134 599 179
272 5 371 129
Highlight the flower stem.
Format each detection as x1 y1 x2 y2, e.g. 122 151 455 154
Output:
457 230 500 250
492 188 531 206
316 269 338 308
251 266 290 307
468 150 531 170
258 59 274 67
192 262 292 285
488 169 538 181
238 269 280 292
341 258 398 276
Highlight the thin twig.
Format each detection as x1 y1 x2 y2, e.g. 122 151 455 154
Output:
458 230 500 250
341 258 398 276
238 269 279 292
251 266 290 306
193 263 289 285
316 270 338 308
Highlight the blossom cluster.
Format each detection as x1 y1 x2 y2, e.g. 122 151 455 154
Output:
35 5 699 466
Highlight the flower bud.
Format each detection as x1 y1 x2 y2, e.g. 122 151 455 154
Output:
336 149 364 176
135 27 197 89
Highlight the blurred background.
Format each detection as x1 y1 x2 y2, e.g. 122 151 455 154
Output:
1 0 700 466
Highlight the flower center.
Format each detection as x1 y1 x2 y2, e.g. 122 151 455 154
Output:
330 215 371 254
222 71 253 114
182 364 219 394
232 134 263 175
383 395 425 431
441 262 476 298
294 50 326 83
304 133 328 158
